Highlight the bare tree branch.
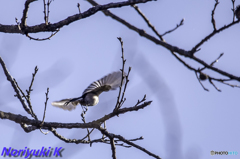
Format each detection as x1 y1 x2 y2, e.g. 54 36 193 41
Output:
161 19 184 36
0 0 153 34
40 87 50 135
231 0 236 22
87 0 240 85
21 0 37 29
191 20 240 53
195 71 209 91
0 56 33 116
115 37 126 111
0 101 152 130
131 4 164 40
211 0 219 31
25 29 59 41
110 137 117 159
98 127 161 159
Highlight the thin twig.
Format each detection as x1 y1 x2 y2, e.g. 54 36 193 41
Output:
99 127 161 159
131 4 163 41
21 0 37 29
134 94 146 107
81 108 91 142
51 127 100 144
211 0 219 31
25 66 39 120
110 137 117 159
108 136 144 143
86 0 240 85
26 29 60 41
102 121 106 139
118 67 131 109
115 37 126 111
40 88 50 135
43 0 48 25
15 18 21 31
191 20 240 53
20 123 38 133
0 101 152 129
209 78 221 92
77 3 81 13
211 77 240 88
199 53 223 71
47 0 51 24
195 71 209 91
81 128 95 141
210 53 223 66
170 51 196 71
231 0 236 22
161 19 184 36
0 56 33 116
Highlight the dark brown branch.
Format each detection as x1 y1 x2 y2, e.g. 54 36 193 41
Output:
81 128 95 141
15 18 21 31
209 78 221 92
40 88 50 135
110 137 117 159
195 71 209 91
115 38 131 110
51 127 133 147
210 53 223 66
211 0 219 31
46 0 51 24
26 29 60 41
87 0 240 85
0 0 153 34
131 4 163 41
21 0 37 29
231 0 236 22
77 3 81 13
134 94 146 107
0 110 99 129
0 101 152 129
119 67 131 108
210 77 240 88
97 101 152 124
13 79 33 114
43 0 47 24
25 66 39 120
98 127 161 159
191 20 240 53
170 51 196 71
51 127 102 144
20 123 38 133
161 19 184 36
81 108 91 142
111 136 144 143
0 56 33 116
130 3 223 93
129 0 240 91
200 53 223 71
191 55 240 81
115 37 126 110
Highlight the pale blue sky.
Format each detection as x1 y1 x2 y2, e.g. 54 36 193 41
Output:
0 0 240 159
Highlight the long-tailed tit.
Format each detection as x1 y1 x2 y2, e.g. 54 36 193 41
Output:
51 71 125 111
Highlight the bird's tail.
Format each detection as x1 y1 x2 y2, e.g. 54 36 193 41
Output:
51 97 82 111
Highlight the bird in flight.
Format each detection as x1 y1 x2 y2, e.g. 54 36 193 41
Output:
51 71 125 111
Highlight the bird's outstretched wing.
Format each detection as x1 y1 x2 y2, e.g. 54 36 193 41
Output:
82 71 126 96
51 98 80 111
